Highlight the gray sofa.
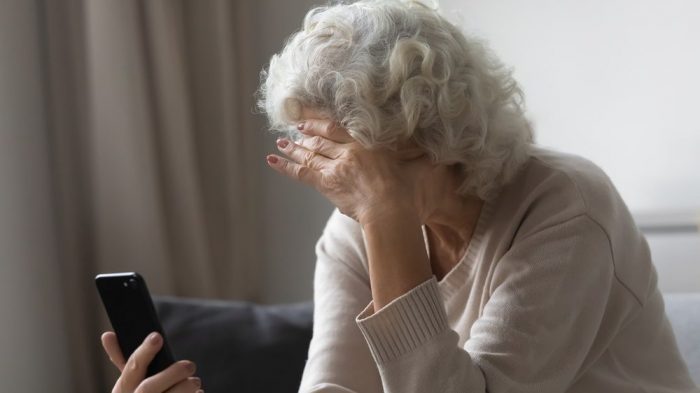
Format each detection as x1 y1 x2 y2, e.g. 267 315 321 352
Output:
154 297 312 393
154 293 699 393
664 293 700 385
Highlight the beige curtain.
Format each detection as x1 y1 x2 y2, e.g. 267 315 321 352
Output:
41 0 263 391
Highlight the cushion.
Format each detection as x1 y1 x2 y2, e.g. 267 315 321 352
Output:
154 297 313 393
664 293 700 385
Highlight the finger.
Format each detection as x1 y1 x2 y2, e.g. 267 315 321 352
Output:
276 138 330 170
137 361 198 393
298 119 354 143
299 135 344 159
101 331 126 372
266 154 322 187
119 332 164 391
164 377 204 393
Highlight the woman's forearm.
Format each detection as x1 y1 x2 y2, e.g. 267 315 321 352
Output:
360 209 433 310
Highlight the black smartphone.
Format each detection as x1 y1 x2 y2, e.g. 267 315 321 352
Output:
95 272 176 377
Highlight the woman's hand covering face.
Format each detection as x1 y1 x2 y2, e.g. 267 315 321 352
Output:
266 116 428 224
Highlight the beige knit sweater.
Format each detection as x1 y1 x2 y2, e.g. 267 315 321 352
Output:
298 147 698 393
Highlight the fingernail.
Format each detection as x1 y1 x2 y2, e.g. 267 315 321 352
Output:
191 377 201 388
149 332 161 345
276 139 289 149
196 390 204 393
297 122 305 131
266 155 279 165
185 361 196 373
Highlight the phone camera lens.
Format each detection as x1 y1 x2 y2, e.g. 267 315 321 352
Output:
128 278 137 288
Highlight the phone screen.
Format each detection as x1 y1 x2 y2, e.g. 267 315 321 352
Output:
96 272 175 376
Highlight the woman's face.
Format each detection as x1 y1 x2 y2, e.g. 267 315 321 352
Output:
299 106 425 157
302 106 462 202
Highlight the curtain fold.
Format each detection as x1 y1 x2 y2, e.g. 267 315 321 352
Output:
41 0 102 391
40 0 264 391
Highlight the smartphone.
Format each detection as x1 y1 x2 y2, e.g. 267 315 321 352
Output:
95 272 176 377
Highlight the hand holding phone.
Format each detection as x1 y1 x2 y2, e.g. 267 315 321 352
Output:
101 331 202 393
96 272 203 392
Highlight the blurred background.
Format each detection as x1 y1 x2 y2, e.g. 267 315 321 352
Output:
0 0 697 392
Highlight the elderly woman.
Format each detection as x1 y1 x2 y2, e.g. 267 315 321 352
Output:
260 1 697 393
99 1 696 393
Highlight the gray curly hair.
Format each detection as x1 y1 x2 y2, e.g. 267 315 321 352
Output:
258 0 533 199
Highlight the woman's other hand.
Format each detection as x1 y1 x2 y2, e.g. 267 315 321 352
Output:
266 117 428 225
101 331 203 393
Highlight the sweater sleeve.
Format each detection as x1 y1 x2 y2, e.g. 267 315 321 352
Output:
355 214 617 393
299 210 383 393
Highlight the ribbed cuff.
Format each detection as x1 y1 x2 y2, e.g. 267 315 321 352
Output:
355 277 449 364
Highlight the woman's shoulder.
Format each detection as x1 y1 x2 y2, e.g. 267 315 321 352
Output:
498 146 629 232
316 209 370 275
321 209 363 241
495 147 651 303
528 146 618 207
491 146 639 260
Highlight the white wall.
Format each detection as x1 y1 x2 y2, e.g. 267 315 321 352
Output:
0 0 73 391
441 0 700 212
440 0 700 292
